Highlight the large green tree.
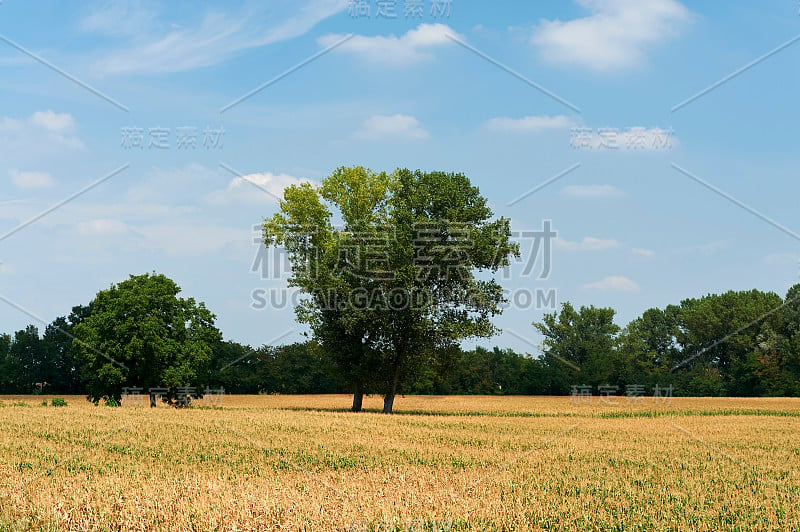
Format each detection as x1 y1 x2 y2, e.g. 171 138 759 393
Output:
375 169 517 412
74 273 221 405
265 167 387 411
264 166 517 413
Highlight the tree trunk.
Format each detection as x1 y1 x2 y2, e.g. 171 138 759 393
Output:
383 392 395 414
383 364 401 414
351 384 363 412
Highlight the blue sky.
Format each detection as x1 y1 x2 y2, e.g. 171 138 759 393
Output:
1 0 799 353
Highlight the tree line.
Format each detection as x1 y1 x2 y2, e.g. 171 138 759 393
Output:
2 167 798 406
2 282 799 398
2 280 799 400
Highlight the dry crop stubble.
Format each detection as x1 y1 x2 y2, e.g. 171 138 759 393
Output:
1 395 800 530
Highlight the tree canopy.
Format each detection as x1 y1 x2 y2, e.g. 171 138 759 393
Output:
73 273 221 405
264 166 519 412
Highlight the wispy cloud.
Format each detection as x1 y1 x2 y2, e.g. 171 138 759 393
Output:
560 184 626 198
583 275 640 292
555 236 620 251
677 240 728 256
354 114 430 141
0 199 196 227
76 219 129 236
486 114 576 132
631 248 655 258
319 23 460 65
9 170 54 189
763 253 799 266
89 0 348 75
531 0 692 72
81 1 159 37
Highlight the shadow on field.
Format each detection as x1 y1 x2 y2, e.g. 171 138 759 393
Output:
276 406 800 419
276 406 566 417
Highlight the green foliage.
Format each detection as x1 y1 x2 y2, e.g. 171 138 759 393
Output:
534 303 621 393
51 397 67 407
264 166 519 412
73 273 222 405
675 289 784 396
409 346 550 395
0 305 90 395
530 286 800 397
2 266 800 400
42 305 92 394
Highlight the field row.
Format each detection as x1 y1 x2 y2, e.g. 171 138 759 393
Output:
1 396 799 530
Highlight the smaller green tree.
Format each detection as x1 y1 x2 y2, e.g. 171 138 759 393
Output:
534 302 620 393
0 333 16 393
617 305 681 388
10 325 43 394
675 289 783 396
41 304 92 394
74 273 221 405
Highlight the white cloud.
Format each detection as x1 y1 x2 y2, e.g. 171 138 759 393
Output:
90 0 348 75
0 111 84 154
486 115 576 132
354 114 430 141
0 262 14 275
30 110 76 132
319 23 460 65
9 170 55 189
677 240 727 256
531 0 692 71
77 219 130 236
207 172 317 204
631 248 655 258
583 275 640 292
555 237 620 251
561 184 625 198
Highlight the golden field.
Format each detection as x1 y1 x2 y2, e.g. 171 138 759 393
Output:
1 395 800 531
